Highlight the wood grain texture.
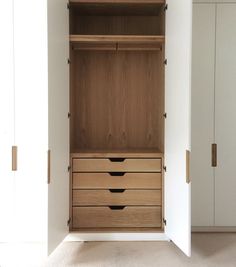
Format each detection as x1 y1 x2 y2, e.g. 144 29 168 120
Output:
72 206 162 228
71 17 164 35
12 146 17 171
70 0 165 3
72 172 162 189
70 50 164 152
70 35 165 43
70 227 163 232
70 3 164 16
73 189 162 205
72 158 162 172
71 149 163 158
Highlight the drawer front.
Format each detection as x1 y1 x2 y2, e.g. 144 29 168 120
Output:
72 158 162 172
73 173 162 189
72 206 161 228
73 189 161 206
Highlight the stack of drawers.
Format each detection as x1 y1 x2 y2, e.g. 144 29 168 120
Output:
71 153 163 229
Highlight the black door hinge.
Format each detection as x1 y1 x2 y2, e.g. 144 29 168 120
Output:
163 113 167 119
67 58 71 64
67 3 70 9
164 59 167 65
163 166 167 172
164 4 168 11
68 112 71 118
67 217 71 226
163 218 167 226
68 166 71 172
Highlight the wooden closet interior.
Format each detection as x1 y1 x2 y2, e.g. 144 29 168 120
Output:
69 0 165 232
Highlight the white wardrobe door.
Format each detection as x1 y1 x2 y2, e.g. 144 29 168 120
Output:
0 1 15 242
165 0 192 257
14 0 48 242
47 0 69 255
215 4 236 226
191 4 215 226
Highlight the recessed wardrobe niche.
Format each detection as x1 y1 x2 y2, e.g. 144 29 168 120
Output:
69 1 165 231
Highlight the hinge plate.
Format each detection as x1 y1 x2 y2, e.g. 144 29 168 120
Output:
163 218 167 226
164 4 168 11
68 166 71 172
163 166 167 172
68 112 71 118
67 3 70 9
163 113 167 119
67 217 71 226
67 58 71 64
164 59 167 65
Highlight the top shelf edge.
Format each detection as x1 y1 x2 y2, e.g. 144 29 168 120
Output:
69 0 165 4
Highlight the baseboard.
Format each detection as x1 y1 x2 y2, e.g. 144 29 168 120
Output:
192 226 236 232
65 232 169 242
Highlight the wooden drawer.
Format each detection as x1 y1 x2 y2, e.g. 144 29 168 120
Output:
72 173 162 189
73 189 161 206
72 158 162 172
72 206 161 228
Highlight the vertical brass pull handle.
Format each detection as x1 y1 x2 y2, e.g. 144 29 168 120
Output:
47 150 51 184
212 144 217 167
12 146 17 171
186 150 190 184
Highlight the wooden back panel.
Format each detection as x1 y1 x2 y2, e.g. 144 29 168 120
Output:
70 49 164 151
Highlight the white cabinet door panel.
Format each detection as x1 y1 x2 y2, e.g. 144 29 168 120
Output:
0 1 15 242
191 4 215 226
47 0 70 255
165 0 192 256
14 0 48 242
215 4 236 226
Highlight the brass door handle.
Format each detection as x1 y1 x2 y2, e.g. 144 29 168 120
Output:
186 150 190 184
47 150 51 184
12 146 17 171
212 143 217 167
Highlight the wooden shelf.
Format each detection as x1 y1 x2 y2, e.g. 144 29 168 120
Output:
70 227 164 232
70 34 165 44
70 0 165 4
71 149 164 158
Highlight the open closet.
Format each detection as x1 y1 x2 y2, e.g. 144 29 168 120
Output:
69 0 165 231
1 0 192 257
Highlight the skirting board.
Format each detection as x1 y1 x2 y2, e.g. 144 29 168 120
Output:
65 233 169 242
192 226 236 232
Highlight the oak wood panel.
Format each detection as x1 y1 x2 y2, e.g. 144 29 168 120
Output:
72 158 162 172
72 206 162 228
71 150 163 158
70 3 164 16
70 0 165 3
70 227 163 232
70 50 164 152
70 34 165 43
73 189 162 205
72 172 162 189
71 16 164 35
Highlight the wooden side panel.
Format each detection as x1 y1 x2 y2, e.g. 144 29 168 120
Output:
73 172 162 189
72 206 162 228
73 189 162 205
72 158 162 172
